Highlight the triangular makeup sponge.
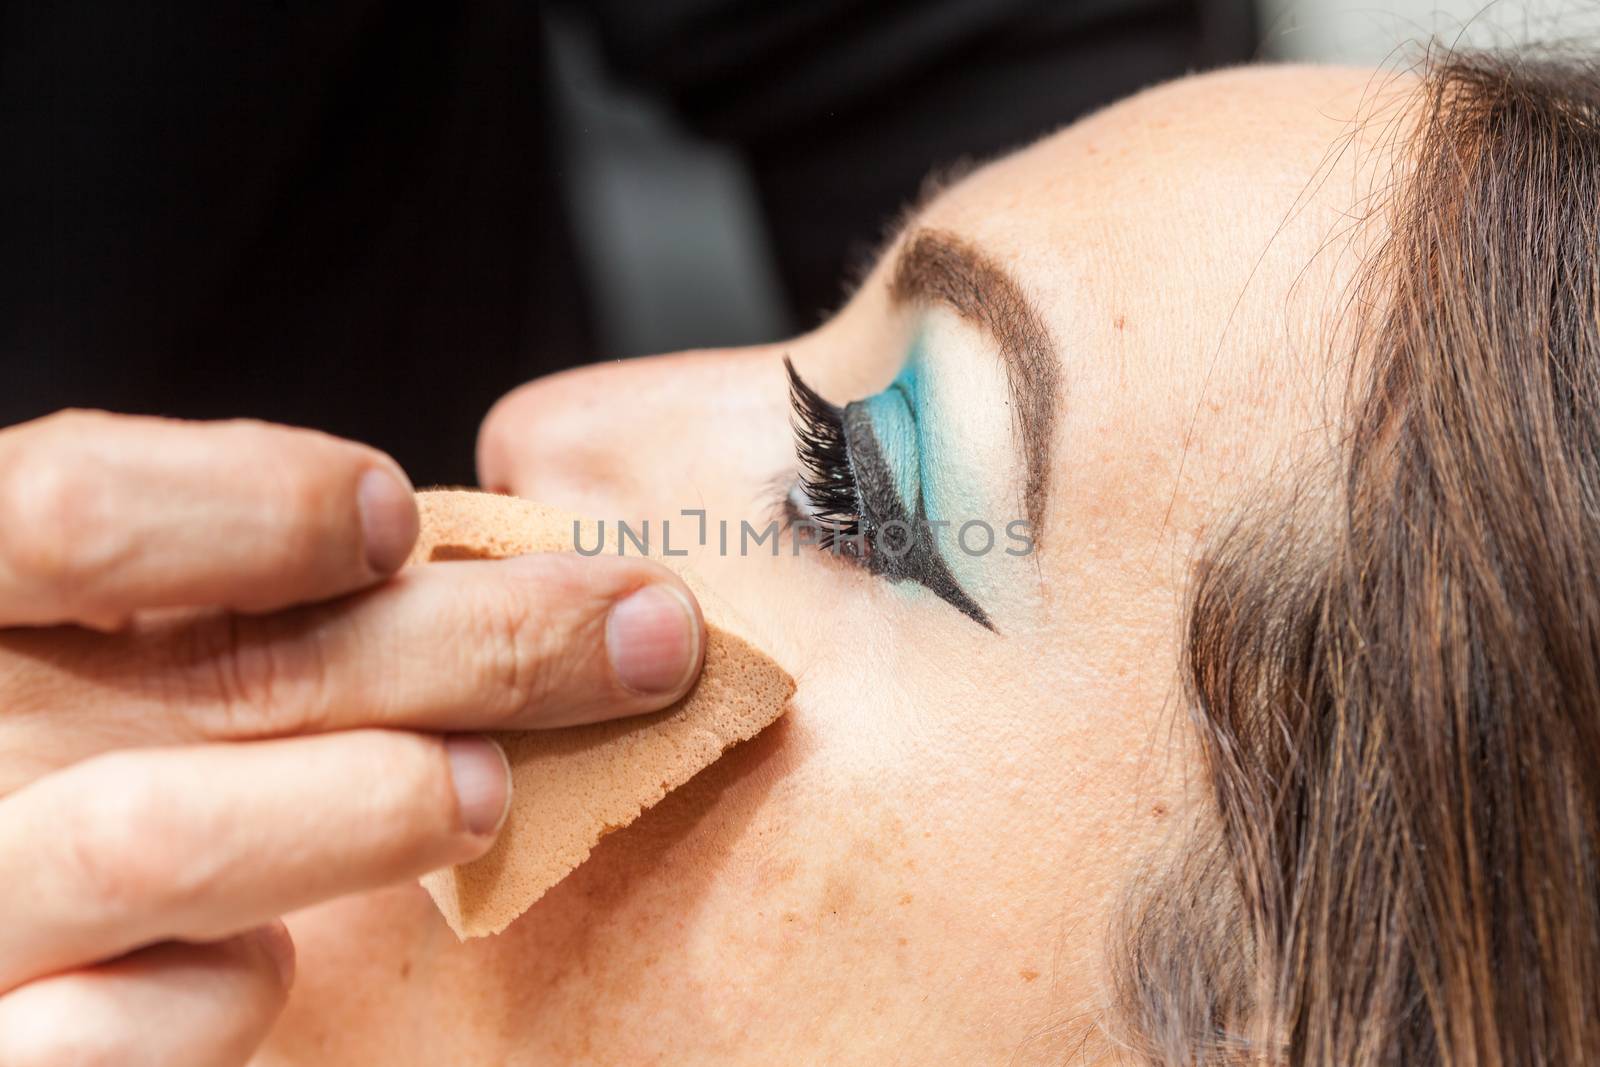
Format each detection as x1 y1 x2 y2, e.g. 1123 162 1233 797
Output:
406 490 794 938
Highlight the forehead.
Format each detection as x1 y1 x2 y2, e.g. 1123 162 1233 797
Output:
927 63 1416 279
914 63 1419 508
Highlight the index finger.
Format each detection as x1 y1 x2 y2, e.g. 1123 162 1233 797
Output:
1 552 706 749
0 411 419 628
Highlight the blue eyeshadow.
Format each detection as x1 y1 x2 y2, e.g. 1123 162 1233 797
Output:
858 371 920 514
834 338 992 629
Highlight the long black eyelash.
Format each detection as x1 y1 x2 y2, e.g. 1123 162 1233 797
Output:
781 356 995 631
784 357 861 546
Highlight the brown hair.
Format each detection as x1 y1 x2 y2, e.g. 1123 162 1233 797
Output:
1114 47 1600 1065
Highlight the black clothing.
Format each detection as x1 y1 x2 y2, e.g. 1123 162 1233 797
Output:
0 1 1254 484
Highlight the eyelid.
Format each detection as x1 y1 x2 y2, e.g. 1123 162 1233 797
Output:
785 355 994 630
852 385 918 516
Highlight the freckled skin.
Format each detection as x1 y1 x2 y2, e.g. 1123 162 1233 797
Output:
259 64 1414 1065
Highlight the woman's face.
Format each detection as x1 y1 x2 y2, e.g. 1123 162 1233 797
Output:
271 63 1409 1064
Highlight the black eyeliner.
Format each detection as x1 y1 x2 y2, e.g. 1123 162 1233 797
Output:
841 405 994 630
784 358 994 630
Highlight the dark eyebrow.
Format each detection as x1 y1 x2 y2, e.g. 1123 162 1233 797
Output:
887 228 1060 530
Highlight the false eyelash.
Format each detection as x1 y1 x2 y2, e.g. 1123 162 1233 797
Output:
784 357 862 548
781 356 995 630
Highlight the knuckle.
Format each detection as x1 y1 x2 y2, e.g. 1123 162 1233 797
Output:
463 580 554 719
181 613 331 738
56 754 195 922
226 422 361 579
0 429 112 597
256 456 338 574
365 730 452 813
277 449 338 526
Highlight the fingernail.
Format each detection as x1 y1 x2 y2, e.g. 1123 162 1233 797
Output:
606 584 702 696
445 735 512 837
357 466 419 574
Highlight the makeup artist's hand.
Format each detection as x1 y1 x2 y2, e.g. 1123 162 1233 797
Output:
0 411 705 1067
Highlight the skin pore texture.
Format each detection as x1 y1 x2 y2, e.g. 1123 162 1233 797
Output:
257 64 1413 1065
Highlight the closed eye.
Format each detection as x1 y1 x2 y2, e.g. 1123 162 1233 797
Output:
783 357 993 630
